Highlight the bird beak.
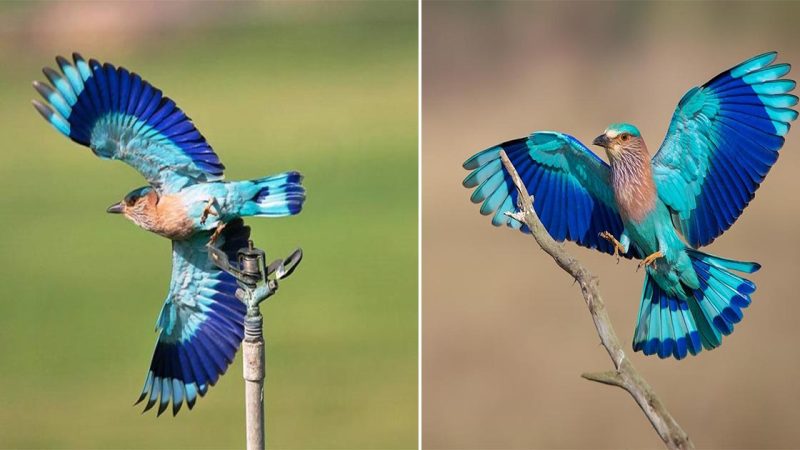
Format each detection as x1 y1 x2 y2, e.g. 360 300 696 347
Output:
592 134 610 148
106 202 124 214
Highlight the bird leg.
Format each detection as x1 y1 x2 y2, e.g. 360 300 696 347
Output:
599 231 624 264
207 222 227 246
200 198 220 225
637 251 664 271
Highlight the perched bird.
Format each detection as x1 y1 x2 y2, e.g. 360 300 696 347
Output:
463 52 797 360
33 53 306 414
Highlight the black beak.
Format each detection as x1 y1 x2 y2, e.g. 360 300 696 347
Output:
106 202 124 214
592 134 610 148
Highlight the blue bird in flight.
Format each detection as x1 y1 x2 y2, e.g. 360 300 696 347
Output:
33 53 305 415
463 52 797 360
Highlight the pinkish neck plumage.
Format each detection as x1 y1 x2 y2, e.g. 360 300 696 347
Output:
610 141 656 223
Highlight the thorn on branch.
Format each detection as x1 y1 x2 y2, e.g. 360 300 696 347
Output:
504 211 525 222
581 370 625 388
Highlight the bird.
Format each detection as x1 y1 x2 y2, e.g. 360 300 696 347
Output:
463 51 797 360
32 53 306 415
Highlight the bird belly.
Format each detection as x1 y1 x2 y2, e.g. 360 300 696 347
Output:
625 202 698 298
623 215 660 256
623 201 679 255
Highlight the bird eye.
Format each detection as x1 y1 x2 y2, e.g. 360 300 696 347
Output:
125 197 137 206
621 133 630 141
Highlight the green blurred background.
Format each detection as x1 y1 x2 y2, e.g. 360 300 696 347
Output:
0 1 417 448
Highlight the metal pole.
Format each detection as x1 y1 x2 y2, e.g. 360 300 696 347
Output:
207 240 302 450
243 314 265 450
239 246 266 450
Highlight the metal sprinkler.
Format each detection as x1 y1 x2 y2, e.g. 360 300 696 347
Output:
207 240 302 450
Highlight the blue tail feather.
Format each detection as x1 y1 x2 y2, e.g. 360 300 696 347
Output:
239 171 305 218
633 250 758 359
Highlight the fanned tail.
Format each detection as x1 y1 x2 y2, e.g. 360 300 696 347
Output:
633 250 759 360
238 171 305 217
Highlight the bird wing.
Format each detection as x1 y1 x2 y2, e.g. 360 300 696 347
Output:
136 219 249 416
463 131 639 258
33 53 225 194
651 51 798 247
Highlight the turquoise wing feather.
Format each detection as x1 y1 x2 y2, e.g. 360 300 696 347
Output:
652 51 798 247
136 220 248 416
33 53 224 193
463 131 639 257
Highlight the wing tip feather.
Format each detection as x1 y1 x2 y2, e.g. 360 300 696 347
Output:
31 99 52 118
55 55 70 69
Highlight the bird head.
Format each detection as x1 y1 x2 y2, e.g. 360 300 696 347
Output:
592 123 645 161
107 186 157 225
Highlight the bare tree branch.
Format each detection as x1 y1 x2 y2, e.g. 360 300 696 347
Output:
498 150 693 450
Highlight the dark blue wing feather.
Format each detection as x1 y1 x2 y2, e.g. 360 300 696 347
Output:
32 53 224 193
463 131 640 258
652 52 798 247
135 220 249 416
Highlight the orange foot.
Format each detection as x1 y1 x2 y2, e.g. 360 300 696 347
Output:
598 231 624 264
637 251 664 271
208 222 227 246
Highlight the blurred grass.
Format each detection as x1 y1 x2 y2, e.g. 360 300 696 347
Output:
0 2 417 448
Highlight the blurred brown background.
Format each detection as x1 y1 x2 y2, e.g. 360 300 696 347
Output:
423 1 800 448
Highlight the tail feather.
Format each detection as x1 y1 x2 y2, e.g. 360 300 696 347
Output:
239 171 305 217
633 250 758 359
686 296 722 351
633 276 702 359
691 250 761 274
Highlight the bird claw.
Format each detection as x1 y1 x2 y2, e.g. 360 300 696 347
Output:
207 222 227 246
200 198 219 226
637 251 664 272
598 231 623 263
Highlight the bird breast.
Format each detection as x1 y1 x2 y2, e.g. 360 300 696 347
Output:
151 195 195 240
611 159 657 223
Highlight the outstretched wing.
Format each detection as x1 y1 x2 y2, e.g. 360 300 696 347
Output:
463 131 639 258
652 51 798 247
33 53 224 193
137 220 249 416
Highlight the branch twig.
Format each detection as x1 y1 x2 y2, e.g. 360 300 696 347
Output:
498 150 693 450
